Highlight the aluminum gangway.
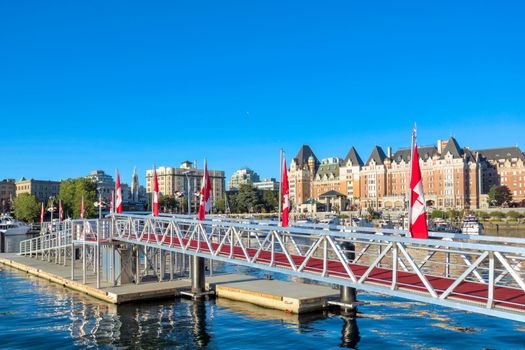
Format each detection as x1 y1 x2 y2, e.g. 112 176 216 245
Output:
19 213 525 322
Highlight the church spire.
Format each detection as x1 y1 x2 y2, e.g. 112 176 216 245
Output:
131 166 139 202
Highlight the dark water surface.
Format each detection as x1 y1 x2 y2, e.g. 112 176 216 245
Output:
1 265 525 349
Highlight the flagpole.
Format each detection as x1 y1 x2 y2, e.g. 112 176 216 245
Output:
408 125 415 231
278 148 283 226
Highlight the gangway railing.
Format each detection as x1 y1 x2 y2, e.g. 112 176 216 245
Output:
17 213 525 322
110 213 525 322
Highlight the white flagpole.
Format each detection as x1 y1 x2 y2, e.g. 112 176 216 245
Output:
407 125 416 231
278 148 283 226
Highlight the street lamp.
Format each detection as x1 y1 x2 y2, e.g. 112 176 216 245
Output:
47 196 57 224
94 190 106 219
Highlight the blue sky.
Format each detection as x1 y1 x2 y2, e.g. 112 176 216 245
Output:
1 1 524 185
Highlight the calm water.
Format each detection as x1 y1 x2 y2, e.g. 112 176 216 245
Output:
1 264 525 350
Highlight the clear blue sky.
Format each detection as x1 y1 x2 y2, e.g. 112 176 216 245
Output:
1 1 524 185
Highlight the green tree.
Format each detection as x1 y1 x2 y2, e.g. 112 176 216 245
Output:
366 207 381 220
214 198 226 213
261 190 278 212
13 193 40 223
488 185 513 207
431 209 445 219
59 178 98 219
159 195 178 213
236 184 260 213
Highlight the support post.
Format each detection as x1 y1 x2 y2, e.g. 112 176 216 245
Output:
71 242 75 280
82 243 86 284
135 245 140 285
340 241 357 312
0 232 4 253
112 244 116 286
191 255 205 297
169 252 174 281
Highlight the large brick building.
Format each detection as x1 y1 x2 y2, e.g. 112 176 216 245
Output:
288 138 525 211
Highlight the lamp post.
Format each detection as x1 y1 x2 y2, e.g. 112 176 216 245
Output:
47 196 56 230
94 191 106 219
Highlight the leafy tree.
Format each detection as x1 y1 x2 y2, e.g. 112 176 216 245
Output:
366 207 381 220
59 178 98 219
236 184 259 213
214 198 226 214
159 195 178 213
488 185 513 207
431 209 445 219
261 190 278 212
13 193 40 223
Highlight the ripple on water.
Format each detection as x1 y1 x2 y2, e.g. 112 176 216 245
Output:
1 266 525 349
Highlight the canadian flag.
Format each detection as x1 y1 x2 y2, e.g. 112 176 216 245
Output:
282 158 290 227
59 200 63 222
198 159 211 221
110 191 114 214
40 203 44 225
80 195 85 219
115 170 123 214
409 125 428 239
152 167 159 216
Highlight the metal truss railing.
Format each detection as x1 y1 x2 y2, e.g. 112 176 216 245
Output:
18 213 525 322
109 213 525 322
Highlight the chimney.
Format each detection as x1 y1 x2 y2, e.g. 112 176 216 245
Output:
194 160 197 169
387 146 392 158
437 139 442 154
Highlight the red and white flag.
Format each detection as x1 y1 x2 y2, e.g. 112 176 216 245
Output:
115 170 123 214
152 167 159 216
198 159 211 221
281 158 290 227
59 200 63 222
110 191 114 214
80 195 85 219
409 125 428 239
40 203 44 225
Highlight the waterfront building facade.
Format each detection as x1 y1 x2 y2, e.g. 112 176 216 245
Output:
289 145 319 206
15 178 60 203
0 179 16 212
289 138 525 211
146 161 225 210
228 168 260 189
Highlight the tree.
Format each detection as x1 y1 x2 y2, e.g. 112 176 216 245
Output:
366 207 381 220
431 209 445 219
59 178 98 219
261 190 278 212
236 184 260 213
488 185 513 207
13 193 40 223
214 198 226 214
159 195 178 213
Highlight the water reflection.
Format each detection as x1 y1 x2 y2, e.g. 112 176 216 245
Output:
340 310 360 349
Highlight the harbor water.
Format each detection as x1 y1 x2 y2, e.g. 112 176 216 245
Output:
1 234 525 349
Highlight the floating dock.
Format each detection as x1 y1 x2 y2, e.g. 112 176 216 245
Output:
0 253 338 314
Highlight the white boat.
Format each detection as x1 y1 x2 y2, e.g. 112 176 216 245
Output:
0 215 31 236
461 215 484 235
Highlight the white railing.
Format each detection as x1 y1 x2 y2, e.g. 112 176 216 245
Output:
110 213 525 322
17 213 525 322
